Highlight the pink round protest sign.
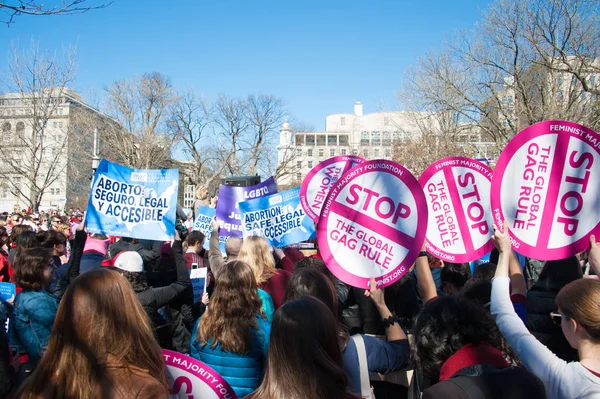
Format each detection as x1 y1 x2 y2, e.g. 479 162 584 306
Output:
419 157 494 263
300 155 364 223
491 120 600 260
163 350 238 399
317 159 428 289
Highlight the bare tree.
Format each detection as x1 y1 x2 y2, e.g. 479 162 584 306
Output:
1 0 111 25
211 95 250 176
400 0 600 150
0 41 77 211
168 90 232 189
103 72 175 169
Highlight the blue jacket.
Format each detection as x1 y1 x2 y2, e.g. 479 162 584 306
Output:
190 314 270 398
258 288 274 322
9 290 58 361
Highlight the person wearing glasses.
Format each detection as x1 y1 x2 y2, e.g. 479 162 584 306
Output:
491 225 600 399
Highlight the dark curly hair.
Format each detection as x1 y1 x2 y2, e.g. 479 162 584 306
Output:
117 270 149 293
412 295 517 380
13 247 52 291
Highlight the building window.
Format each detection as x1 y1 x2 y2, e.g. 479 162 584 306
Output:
297 161 302 169
339 135 349 146
2 122 11 133
341 149 347 155
52 122 57 128
341 117 346 126
318 149 324 157
385 149 391 158
317 135 326 146
296 173 302 181
374 148 380 157
330 149 335 157
295 135 305 146
307 149 313 157
363 149 369 158
361 131 369 146
382 132 391 146
328 135 337 146
352 149 358 156
16 122 24 136
371 132 381 146
306 135 315 146
308 161 313 168
296 148 302 156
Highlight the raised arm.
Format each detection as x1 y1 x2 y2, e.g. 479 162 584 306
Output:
508 250 527 297
588 235 600 276
491 223 570 397
415 243 437 305
208 217 226 279
147 235 192 309
365 276 406 342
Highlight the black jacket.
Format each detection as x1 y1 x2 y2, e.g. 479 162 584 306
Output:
527 281 579 362
423 365 546 399
108 239 162 270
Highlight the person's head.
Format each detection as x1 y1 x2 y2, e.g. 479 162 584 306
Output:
10 213 22 226
238 236 276 285
283 268 337 315
539 257 583 290
185 231 205 253
472 262 496 282
224 237 242 260
555 279 600 349
196 260 263 353
412 295 514 380
440 262 472 295
0 226 8 246
0 215 6 227
294 256 334 280
13 247 53 291
252 297 354 399
9 223 32 245
50 216 64 230
196 185 208 200
109 251 147 293
37 229 67 256
461 280 492 310
17 268 167 397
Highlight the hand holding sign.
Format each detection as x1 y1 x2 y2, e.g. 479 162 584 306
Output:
491 120 600 260
491 222 512 254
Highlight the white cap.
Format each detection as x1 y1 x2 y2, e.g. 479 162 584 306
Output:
111 251 144 273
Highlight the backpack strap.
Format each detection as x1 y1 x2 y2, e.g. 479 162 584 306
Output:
351 334 374 399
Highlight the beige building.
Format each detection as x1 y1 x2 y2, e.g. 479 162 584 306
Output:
0 89 120 212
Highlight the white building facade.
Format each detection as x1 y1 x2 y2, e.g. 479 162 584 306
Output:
277 102 437 185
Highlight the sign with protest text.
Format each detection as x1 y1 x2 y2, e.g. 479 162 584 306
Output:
419 157 494 263
192 206 227 252
215 177 278 237
86 159 179 241
189 267 207 304
491 120 600 260
317 160 428 289
0 282 15 303
300 155 364 223
163 350 237 399
239 187 316 247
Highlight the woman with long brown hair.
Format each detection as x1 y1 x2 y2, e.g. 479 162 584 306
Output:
190 260 270 398
250 296 357 399
238 236 291 309
17 268 168 398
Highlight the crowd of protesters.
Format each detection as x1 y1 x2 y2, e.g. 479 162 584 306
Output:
0 194 599 399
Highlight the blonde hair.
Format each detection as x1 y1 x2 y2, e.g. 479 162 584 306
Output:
557 278 600 341
238 236 276 285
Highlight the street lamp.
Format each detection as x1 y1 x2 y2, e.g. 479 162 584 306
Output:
90 128 101 180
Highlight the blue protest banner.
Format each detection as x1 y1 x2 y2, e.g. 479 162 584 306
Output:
0 282 15 302
192 206 227 252
86 159 179 241
215 177 278 237
239 187 316 248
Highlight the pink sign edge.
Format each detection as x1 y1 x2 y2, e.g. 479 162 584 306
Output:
418 156 495 263
491 120 600 260
300 155 364 223
162 349 238 399
317 159 428 288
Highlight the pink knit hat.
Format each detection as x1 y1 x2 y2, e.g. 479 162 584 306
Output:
83 236 110 256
